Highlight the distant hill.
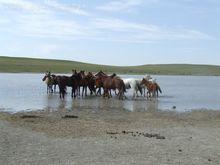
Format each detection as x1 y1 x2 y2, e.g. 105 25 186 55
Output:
0 56 220 75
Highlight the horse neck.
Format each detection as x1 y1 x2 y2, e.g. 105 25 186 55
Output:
45 77 51 84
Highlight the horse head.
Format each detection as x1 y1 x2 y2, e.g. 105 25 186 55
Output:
110 73 116 78
42 71 50 81
72 69 77 75
140 78 147 86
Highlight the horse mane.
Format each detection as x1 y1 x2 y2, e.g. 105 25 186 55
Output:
95 70 107 77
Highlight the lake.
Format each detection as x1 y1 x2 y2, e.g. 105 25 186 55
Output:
0 73 220 113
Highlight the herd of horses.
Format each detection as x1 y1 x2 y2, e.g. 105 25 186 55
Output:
42 70 162 100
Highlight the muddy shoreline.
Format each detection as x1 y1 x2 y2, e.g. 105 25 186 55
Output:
1 108 220 164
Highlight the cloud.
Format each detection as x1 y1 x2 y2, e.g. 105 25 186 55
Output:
0 0 89 16
13 14 93 40
97 0 158 12
0 0 92 39
91 18 213 42
0 0 46 13
44 0 89 16
0 0 213 43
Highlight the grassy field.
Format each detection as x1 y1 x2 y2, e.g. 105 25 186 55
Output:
0 56 220 75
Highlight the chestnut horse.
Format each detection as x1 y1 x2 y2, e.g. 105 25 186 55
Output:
95 71 108 95
103 74 126 100
140 78 162 99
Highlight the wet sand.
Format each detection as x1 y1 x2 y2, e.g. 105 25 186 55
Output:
0 108 220 165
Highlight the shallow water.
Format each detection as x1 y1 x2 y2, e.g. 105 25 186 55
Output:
0 73 220 113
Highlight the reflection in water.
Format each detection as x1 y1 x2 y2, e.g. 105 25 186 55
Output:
43 94 160 113
124 99 159 112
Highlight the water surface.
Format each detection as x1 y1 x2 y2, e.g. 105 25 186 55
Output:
0 73 220 113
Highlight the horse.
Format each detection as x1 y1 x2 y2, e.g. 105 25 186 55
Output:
142 75 158 97
78 71 96 97
57 71 82 99
122 78 142 99
42 71 54 93
103 73 126 100
86 72 96 95
51 74 58 92
94 71 108 95
140 78 162 99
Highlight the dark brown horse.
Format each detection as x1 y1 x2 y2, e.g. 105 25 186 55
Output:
140 78 162 98
103 74 126 100
86 72 96 95
57 71 82 99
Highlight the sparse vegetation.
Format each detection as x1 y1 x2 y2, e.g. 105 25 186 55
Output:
0 56 220 75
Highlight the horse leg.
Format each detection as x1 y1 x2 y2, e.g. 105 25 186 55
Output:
119 89 123 100
71 87 74 98
97 88 99 95
110 90 112 97
119 90 122 100
99 87 102 95
103 88 107 98
104 88 110 98
74 87 77 98
132 91 135 99
147 91 150 99
81 86 84 97
85 86 87 96
51 85 53 93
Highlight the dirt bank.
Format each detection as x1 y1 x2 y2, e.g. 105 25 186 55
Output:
0 109 220 165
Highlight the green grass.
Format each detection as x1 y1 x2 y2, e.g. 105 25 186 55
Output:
1 56 220 75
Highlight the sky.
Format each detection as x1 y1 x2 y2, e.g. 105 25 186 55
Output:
0 0 220 66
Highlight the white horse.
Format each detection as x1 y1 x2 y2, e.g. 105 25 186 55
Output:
123 78 143 99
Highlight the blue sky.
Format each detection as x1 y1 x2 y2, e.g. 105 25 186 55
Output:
0 0 219 66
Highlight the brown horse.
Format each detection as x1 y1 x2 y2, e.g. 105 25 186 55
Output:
78 71 96 97
140 78 162 98
103 74 126 100
95 71 109 95
57 71 82 99
86 72 96 95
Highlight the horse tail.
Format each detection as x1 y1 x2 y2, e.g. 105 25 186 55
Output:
156 83 162 93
